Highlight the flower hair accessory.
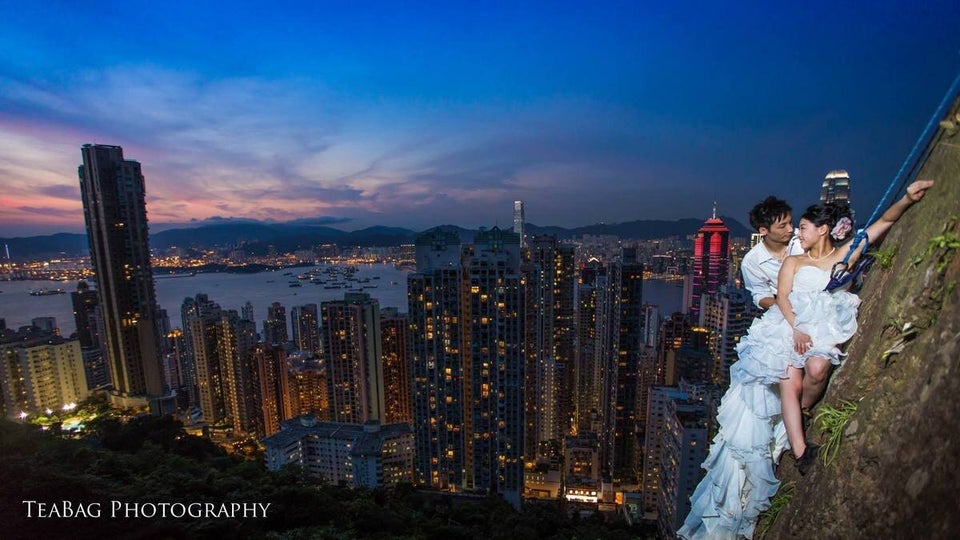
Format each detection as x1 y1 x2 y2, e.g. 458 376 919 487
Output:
831 217 853 241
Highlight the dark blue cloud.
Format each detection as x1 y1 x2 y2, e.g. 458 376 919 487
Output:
1 1 959 235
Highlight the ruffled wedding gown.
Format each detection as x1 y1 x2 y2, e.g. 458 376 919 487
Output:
678 265 861 539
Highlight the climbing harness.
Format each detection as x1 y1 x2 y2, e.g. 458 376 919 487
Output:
826 70 960 292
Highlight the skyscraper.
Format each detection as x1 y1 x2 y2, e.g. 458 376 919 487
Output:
380 307 412 425
657 313 696 387
464 227 525 508
253 342 291 438
78 144 168 411
820 169 851 205
180 293 219 409
163 328 189 410
263 302 288 346
513 200 527 248
291 303 321 356
71 281 99 348
689 204 730 322
574 260 613 434
526 235 577 456
288 363 328 420
186 295 225 424
71 280 109 390
322 293 385 424
241 301 255 323
217 310 259 435
608 248 644 483
408 228 465 491
700 284 758 389
649 384 710 537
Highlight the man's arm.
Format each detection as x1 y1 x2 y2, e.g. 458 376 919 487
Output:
757 295 777 310
741 256 776 309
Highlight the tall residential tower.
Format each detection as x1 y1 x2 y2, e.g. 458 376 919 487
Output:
78 144 169 411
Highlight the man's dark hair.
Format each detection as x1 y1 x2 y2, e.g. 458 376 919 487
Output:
748 196 792 231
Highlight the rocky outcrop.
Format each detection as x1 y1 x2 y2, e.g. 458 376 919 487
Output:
765 97 960 538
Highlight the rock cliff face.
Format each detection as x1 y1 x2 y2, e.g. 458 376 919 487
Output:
766 98 960 538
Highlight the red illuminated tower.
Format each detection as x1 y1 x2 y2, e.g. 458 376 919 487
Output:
690 203 730 321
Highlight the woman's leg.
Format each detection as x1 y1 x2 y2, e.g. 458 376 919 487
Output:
780 365 806 458
801 356 832 409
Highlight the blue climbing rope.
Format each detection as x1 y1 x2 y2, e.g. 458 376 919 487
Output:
827 70 960 291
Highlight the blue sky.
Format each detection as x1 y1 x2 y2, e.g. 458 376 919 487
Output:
1 1 958 236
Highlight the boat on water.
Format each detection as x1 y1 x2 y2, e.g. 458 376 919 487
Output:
29 288 66 296
155 271 197 279
288 282 302 287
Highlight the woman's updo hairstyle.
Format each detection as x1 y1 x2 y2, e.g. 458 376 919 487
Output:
801 202 854 243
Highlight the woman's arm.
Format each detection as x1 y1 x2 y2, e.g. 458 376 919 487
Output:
862 180 934 247
777 256 811 354
838 180 933 269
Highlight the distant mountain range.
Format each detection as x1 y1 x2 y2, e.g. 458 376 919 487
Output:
0 217 751 259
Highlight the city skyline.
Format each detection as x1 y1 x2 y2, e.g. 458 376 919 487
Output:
1 3 958 236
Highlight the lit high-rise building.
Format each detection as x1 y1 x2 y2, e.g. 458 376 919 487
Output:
658 312 692 386
574 261 600 433
321 293 385 424
607 247 645 484
1 326 88 418
71 280 109 390
263 302 288 346
699 284 758 389
254 342 292 438
217 310 259 436
408 227 527 506
575 260 618 441
689 204 730 322
291 303 321 356
288 363 328 419
408 228 465 491
185 295 225 424
78 144 168 411
655 385 710 538
820 169 851 205
163 328 189 410
380 307 412 425
525 235 577 457
513 200 527 248
180 294 219 409
464 227 525 508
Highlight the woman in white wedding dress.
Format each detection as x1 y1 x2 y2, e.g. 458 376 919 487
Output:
678 181 933 540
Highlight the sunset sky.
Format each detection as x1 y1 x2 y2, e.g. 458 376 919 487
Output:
1 1 958 236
